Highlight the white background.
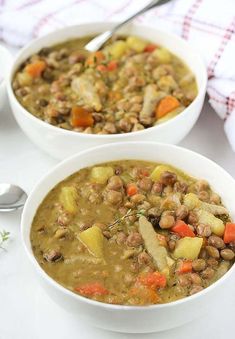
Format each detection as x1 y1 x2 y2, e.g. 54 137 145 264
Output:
0 62 235 338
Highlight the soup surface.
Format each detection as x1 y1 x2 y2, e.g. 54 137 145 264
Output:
31 161 235 306
13 35 197 134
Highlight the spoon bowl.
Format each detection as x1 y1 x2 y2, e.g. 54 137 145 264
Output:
0 184 28 212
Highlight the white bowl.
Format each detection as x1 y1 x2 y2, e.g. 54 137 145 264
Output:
0 45 13 112
22 142 235 333
7 23 207 160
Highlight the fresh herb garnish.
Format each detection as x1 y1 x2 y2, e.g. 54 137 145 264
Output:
0 230 10 251
108 209 146 229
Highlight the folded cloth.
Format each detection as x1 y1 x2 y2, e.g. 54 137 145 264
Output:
0 0 235 150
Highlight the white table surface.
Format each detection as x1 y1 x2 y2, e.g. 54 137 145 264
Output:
1 68 235 338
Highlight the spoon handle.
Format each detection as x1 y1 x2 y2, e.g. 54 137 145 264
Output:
85 0 171 52
112 0 170 33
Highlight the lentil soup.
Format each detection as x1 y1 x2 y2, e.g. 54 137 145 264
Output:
13 35 197 134
31 160 235 306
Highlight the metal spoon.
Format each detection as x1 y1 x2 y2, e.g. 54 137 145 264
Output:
85 0 171 52
0 184 27 212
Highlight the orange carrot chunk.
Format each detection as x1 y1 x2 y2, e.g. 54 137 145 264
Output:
75 282 108 296
144 44 157 53
223 223 235 243
177 260 193 274
95 51 105 61
25 60 46 77
107 60 118 71
130 286 159 304
96 64 108 72
86 51 105 66
137 271 167 289
171 220 195 238
71 106 94 128
156 95 180 119
126 183 138 196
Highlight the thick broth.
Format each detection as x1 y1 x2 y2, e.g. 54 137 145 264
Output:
14 35 197 134
30 161 234 306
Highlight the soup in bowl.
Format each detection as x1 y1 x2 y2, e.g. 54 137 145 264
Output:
22 142 235 333
13 35 197 134
8 23 207 159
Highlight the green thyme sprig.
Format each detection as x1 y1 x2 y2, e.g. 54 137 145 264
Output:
108 209 146 229
0 230 10 251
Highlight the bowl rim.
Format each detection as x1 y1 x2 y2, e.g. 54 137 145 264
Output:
21 141 235 311
7 22 207 140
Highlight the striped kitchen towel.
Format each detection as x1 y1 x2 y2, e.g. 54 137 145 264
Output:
0 0 235 149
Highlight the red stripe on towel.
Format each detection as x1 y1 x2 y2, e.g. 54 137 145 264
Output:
105 0 133 19
224 91 235 121
207 17 235 79
16 0 43 10
32 0 86 37
182 0 203 40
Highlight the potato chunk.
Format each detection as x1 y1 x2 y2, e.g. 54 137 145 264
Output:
196 210 225 236
59 186 78 214
152 47 171 64
150 165 175 182
78 226 104 258
184 193 200 210
108 40 128 59
150 165 193 184
126 36 147 53
90 166 114 184
173 237 203 260
17 72 33 86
